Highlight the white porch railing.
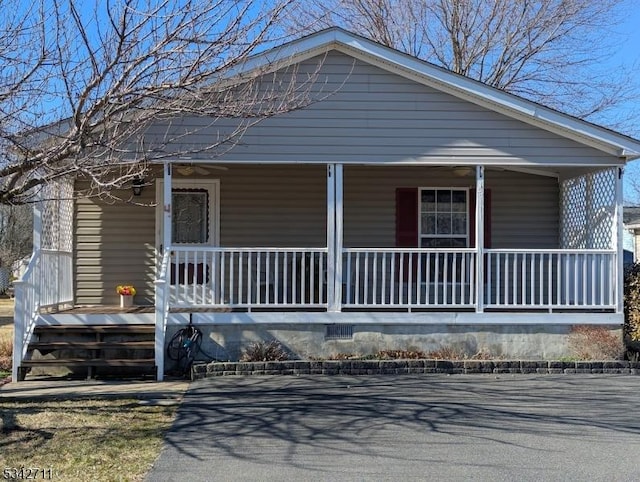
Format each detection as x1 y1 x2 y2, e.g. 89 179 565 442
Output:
40 250 74 307
485 249 616 309
157 247 617 312
169 247 328 308
342 249 477 308
12 249 74 381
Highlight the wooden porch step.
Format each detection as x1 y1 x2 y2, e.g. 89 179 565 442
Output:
34 324 155 335
29 341 155 350
21 358 155 367
19 324 157 381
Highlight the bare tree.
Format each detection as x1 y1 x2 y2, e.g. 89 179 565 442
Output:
0 205 32 272
285 0 640 135
0 0 323 204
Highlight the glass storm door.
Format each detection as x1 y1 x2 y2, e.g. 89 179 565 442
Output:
156 179 219 251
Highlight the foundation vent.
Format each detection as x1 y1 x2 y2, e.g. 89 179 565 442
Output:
325 324 354 340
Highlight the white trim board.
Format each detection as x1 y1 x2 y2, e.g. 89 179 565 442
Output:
37 311 622 326
38 313 156 325
167 311 622 326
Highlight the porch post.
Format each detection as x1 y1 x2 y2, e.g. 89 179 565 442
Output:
327 164 336 311
334 164 343 310
162 163 172 254
32 193 42 252
155 162 172 381
475 165 485 313
615 166 624 314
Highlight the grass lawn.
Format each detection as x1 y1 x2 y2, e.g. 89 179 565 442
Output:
0 397 179 481
0 297 13 380
1 298 182 480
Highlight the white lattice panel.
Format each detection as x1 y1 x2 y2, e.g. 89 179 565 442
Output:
40 178 74 252
560 168 615 249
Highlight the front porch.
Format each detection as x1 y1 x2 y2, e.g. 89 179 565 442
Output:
12 163 625 381
152 162 621 315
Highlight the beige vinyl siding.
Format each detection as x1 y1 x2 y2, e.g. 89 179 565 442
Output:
488 171 559 248
343 166 558 249
217 165 326 247
142 51 618 166
74 183 156 305
75 165 557 304
74 166 327 304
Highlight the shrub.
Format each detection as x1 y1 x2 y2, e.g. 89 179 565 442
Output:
375 349 427 359
241 340 289 362
426 346 466 360
0 336 11 371
624 263 640 342
568 325 623 360
326 353 362 360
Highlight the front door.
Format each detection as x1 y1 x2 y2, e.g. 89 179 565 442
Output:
156 179 220 304
156 179 220 252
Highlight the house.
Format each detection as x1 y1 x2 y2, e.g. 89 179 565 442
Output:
624 207 640 263
13 28 640 381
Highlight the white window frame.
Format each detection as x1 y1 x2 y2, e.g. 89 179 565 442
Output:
418 187 470 248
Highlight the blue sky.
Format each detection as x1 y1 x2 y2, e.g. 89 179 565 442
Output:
603 3 640 202
611 5 640 199
602 2 640 133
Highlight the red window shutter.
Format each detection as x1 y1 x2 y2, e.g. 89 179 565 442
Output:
396 188 419 247
469 189 491 248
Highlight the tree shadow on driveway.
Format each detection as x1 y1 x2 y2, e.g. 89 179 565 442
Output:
160 374 640 477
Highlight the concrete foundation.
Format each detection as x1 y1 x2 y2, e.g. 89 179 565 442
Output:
165 323 623 364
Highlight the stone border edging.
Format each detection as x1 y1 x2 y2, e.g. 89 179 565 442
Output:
192 359 640 379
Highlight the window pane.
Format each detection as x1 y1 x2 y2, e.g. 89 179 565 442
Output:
421 214 436 234
452 190 466 212
172 191 208 243
419 189 468 245
437 213 451 234
421 238 438 248
452 213 467 234
437 190 451 211
450 238 467 248
421 237 467 248
421 190 435 212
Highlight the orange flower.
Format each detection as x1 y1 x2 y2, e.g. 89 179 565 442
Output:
116 285 136 296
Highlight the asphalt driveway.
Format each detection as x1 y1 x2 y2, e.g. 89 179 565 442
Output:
147 375 640 481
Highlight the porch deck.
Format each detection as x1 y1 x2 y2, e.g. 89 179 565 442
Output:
54 305 233 314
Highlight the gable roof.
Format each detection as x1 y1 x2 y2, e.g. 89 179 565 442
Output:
624 207 640 228
232 27 640 161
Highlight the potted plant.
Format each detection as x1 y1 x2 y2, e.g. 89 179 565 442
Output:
116 285 136 308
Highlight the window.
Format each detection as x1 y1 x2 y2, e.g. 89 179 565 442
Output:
172 189 209 244
420 188 468 248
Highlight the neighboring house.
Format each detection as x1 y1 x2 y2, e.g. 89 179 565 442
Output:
13 28 640 381
624 207 640 263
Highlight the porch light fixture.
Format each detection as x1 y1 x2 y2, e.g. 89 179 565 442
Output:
132 177 144 196
452 166 474 177
176 165 195 176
